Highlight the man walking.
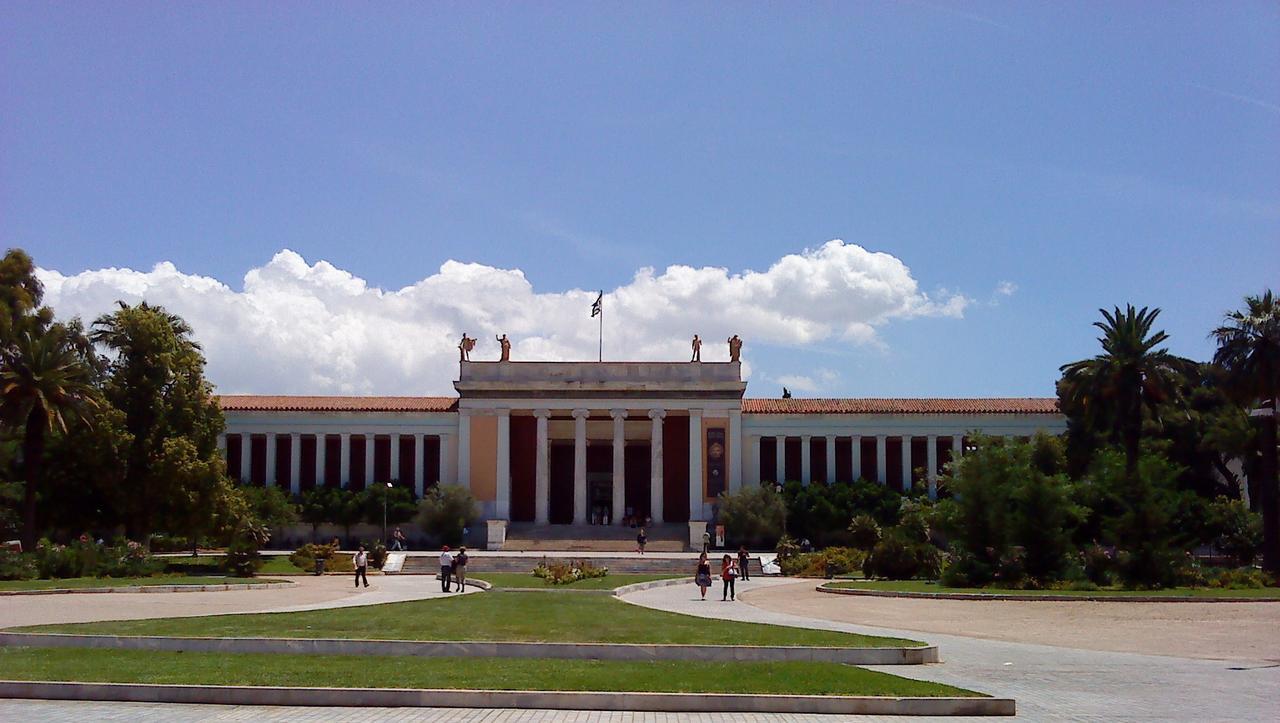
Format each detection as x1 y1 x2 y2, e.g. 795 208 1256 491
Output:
439 545 454 593
353 545 369 588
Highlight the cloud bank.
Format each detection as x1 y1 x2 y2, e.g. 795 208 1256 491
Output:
37 240 968 395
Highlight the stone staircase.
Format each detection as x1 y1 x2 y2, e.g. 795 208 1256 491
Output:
399 553 763 576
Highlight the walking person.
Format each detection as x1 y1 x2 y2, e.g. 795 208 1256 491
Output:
353 545 369 588
439 545 454 593
390 526 406 551
453 546 469 592
737 545 751 581
701 529 711 554
720 554 737 601
636 528 647 555
695 552 712 600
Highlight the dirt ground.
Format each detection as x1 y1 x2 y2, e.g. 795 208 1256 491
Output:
742 583 1280 661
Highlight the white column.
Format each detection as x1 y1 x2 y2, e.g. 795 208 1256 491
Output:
774 436 785 484
364 433 375 486
439 432 454 486
457 412 471 490
649 409 665 523
727 409 743 493
239 434 252 484
901 434 913 491
265 434 277 487
926 434 939 500
534 410 550 524
611 409 626 526
851 435 862 482
745 434 760 487
495 410 511 519
875 435 887 485
825 434 836 484
572 409 589 524
216 433 227 454
413 434 425 497
339 433 351 488
800 434 811 486
688 409 703 521
315 434 326 488
390 433 401 482
952 434 964 462
289 433 301 495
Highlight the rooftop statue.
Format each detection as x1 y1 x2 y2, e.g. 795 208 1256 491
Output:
691 334 702 362
496 333 511 362
458 333 476 362
727 334 742 362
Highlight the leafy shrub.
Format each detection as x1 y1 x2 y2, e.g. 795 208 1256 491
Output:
782 479 902 548
148 534 193 553
289 542 354 573
0 550 37 581
532 559 608 584
1204 497 1263 567
846 514 882 551
99 541 163 578
415 485 479 546
1080 544 1115 586
363 540 388 569
779 547 866 578
223 520 270 577
1205 567 1274 590
863 531 941 580
774 534 802 562
240 486 300 530
717 483 786 547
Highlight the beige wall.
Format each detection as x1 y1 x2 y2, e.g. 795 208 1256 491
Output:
469 415 497 502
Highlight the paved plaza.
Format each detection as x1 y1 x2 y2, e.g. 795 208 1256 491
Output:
3 574 1278 721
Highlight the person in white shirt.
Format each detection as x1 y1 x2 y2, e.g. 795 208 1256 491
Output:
439 546 455 592
353 545 369 588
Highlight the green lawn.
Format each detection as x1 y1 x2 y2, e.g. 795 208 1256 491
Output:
22 591 921 648
472 573 682 590
0 647 976 697
825 580 1280 599
0 575 284 592
258 557 308 574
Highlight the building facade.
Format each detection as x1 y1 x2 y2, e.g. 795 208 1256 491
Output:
220 360 1064 543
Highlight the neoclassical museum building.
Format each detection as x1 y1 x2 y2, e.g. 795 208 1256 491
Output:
219 352 1065 546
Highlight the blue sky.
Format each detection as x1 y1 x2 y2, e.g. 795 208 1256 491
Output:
4 3 1278 398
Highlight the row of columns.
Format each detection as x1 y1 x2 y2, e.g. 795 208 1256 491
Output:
754 433 965 500
220 432 452 498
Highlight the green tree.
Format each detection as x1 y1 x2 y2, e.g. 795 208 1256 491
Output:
1093 449 1185 588
152 436 244 553
1059 305 1192 475
300 487 339 541
0 249 53 351
241 485 300 531
0 326 99 549
416 484 478 546
1212 290 1280 574
717 483 786 547
90 302 226 538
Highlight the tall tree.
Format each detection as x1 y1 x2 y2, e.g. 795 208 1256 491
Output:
1059 305 1192 475
0 326 98 549
1212 290 1280 574
90 301 228 538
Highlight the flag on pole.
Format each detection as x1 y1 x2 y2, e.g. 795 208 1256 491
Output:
591 291 603 317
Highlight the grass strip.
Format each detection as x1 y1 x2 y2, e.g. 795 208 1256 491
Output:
0 575 283 592
21 591 921 648
471 573 680 590
0 647 977 697
825 580 1280 599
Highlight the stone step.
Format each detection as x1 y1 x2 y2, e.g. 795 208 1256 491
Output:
399 555 762 576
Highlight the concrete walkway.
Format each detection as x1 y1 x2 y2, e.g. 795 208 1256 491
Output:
0 574 471 628
620 577 1280 722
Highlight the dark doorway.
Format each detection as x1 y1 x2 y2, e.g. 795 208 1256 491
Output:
624 443 650 520
274 435 292 489
662 415 690 522
860 437 876 482
886 437 903 492
510 416 537 521
810 437 827 484
549 443 574 524
349 436 367 491
784 437 802 483
226 435 243 481
759 436 777 483
324 435 341 488
300 435 317 491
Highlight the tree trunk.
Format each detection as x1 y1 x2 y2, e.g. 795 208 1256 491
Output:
1260 398 1279 576
20 407 45 552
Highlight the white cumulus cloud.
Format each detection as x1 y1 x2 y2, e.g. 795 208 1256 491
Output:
37 240 969 395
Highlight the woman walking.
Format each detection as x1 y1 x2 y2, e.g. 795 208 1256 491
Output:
636 528 647 555
737 545 751 581
694 552 712 600
453 546 469 592
720 554 737 601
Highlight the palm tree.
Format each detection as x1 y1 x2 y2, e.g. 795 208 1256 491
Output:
1059 305 1192 475
1212 290 1280 574
0 326 98 549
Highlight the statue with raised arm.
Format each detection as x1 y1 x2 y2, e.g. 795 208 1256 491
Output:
458 333 476 362
495 333 511 362
691 334 702 362
727 334 742 362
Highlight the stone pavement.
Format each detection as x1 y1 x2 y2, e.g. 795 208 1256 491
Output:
620 577 1280 722
0 574 471 628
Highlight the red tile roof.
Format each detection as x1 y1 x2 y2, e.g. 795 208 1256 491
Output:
741 398 1060 415
218 396 457 412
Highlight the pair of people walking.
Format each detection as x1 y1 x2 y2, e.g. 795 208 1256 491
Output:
439 545 469 592
694 552 740 601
